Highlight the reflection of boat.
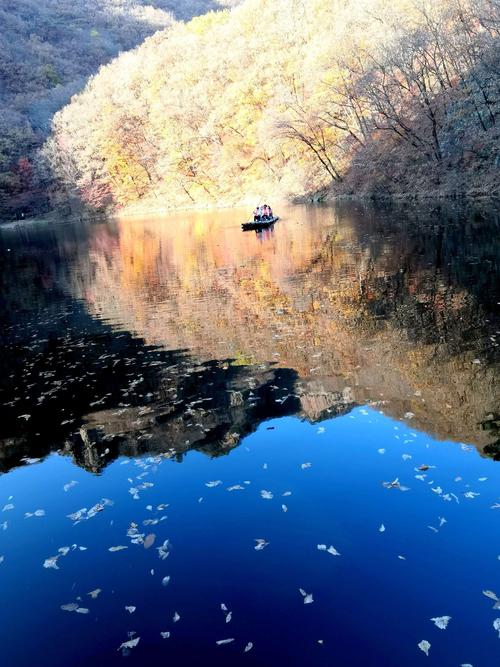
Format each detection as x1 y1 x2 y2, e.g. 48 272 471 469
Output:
242 216 279 231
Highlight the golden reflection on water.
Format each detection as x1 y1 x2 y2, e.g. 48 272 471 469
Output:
70 203 498 451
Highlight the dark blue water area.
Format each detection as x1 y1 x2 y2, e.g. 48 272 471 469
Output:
1 407 499 666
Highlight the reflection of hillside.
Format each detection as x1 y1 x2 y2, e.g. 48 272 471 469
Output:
69 203 499 453
1 203 498 473
66 367 356 474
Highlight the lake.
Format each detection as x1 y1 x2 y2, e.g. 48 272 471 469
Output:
0 201 499 666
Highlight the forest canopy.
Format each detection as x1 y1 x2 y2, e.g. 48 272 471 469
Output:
46 0 500 211
0 0 228 216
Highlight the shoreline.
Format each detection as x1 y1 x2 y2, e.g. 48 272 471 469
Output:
2 189 499 228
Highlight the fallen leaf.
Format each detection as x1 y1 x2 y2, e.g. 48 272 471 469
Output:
118 637 140 651
143 533 156 549
254 539 269 551
418 640 431 656
430 616 451 630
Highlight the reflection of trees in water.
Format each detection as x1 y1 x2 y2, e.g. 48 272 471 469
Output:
0 202 498 472
70 203 498 452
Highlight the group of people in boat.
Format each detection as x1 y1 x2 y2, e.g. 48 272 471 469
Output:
253 204 274 222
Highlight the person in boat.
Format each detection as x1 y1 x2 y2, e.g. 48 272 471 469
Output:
262 204 270 220
253 205 262 222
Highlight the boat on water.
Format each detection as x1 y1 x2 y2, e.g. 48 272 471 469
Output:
242 216 279 231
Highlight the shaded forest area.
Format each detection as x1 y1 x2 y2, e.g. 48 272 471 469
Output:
0 0 229 218
44 0 500 214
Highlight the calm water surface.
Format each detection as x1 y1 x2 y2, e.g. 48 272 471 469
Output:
0 202 499 666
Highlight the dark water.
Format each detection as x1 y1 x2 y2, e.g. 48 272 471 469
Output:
0 201 499 666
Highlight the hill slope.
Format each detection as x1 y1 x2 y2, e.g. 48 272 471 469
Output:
46 0 500 211
0 0 227 217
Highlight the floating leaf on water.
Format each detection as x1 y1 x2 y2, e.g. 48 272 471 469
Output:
221 603 228 612
244 642 253 652
205 481 222 488
379 524 386 533
260 490 273 500
43 555 59 569
63 481 78 492
118 637 140 651
494 618 500 638
157 540 170 560
125 606 136 614
88 589 101 599
254 539 269 551
162 576 171 587
2 504 14 512
76 607 89 614
299 589 313 604
430 616 451 630
483 590 499 601
109 546 127 552
160 632 170 639
216 638 234 645
317 544 340 555
282 491 292 496
25 509 45 518
173 612 180 623
301 463 312 469
226 611 232 623
377 449 385 455
382 478 408 491
61 603 79 612
418 640 431 656
282 504 288 512
398 555 406 560
227 485 244 491
67 509 86 522
143 534 156 549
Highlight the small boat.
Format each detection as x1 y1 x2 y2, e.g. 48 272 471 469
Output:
242 216 279 231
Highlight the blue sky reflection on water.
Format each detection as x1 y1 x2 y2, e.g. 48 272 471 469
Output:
1 407 499 667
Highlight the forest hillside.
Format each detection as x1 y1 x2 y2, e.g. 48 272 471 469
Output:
45 0 500 212
0 0 230 217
